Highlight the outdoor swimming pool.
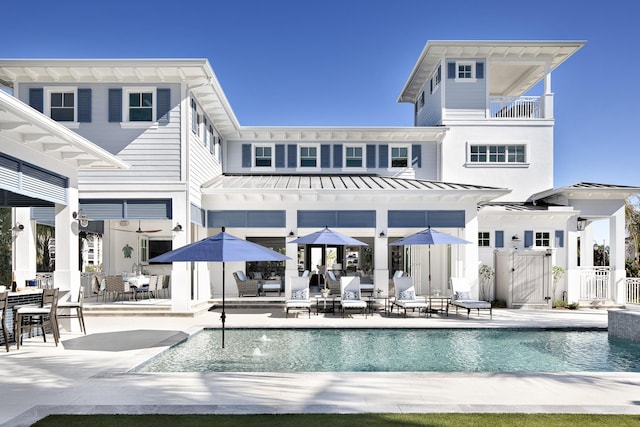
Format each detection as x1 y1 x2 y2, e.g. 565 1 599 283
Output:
133 328 640 373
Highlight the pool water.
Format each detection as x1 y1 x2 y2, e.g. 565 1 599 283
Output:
133 328 640 373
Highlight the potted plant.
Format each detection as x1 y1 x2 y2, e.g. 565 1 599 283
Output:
321 287 330 298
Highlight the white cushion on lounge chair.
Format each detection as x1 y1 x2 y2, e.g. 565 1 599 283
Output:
449 277 492 318
285 277 311 317
339 276 367 317
392 277 427 317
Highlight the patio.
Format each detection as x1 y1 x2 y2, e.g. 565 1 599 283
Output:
2 306 639 427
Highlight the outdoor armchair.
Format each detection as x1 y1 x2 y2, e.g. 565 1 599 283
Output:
233 271 260 297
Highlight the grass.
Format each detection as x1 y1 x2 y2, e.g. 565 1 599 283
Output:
31 413 640 427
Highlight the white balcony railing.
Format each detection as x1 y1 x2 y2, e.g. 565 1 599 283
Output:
579 267 611 300
490 96 542 119
626 277 640 304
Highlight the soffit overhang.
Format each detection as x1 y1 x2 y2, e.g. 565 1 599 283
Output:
0 90 128 170
531 182 640 203
398 40 586 103
0 58 240 138
226 126 448 142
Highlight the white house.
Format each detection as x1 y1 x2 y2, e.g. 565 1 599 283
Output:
1 40 637 310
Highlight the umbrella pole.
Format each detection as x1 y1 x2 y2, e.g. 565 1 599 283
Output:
428 245 432 315
221 263 226 348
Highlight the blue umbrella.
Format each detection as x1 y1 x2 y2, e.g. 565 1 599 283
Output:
150 227 289 347
389 227 471 298
290 226 367 289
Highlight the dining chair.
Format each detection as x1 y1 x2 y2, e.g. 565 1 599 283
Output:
57 287 86 334
15 288 60 349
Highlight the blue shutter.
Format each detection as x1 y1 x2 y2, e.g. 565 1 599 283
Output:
524 230 533 248
495 230 504 248
332 144 342 168
411 144 422 168
429 79 433 94
275 144 285 168
379 145 388 168
77 89 91 122
366 144 376 168
320 144 331 168
156 88 171 123
476 62 484 79
447 62 456 79
287 144 297 168
555 230 564 248
29 88 44 112
241 144 251 168
108 89 122 122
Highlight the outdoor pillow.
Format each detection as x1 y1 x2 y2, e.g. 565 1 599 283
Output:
399 289 415 300
292 289 307 300
343 290 359 300
455 291 472 300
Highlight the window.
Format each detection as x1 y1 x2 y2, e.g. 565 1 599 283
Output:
457 62 473 79
50 91 75 121
430 64 441 94
254 146 272 167
478 232 491 247
128 91 153 121
418 91 425 109
390 146 409 168
191 98 197 133
300 146 318 168
535 232 550 247
345 145 363 168
469 145 526 164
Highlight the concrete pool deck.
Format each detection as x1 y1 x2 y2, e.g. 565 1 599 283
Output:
1 306 639 426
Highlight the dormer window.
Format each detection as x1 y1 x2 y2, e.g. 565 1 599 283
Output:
344 145 364 168
50 91 75 121
254 145 273 167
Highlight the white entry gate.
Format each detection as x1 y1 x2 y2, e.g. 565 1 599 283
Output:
495 250 553 308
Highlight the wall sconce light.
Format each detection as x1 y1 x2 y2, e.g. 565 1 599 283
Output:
288 231 295 237
172 223 183 232
512 235 520 241
577 217 587 231
12 222 24 232
72 210 89 227
379 231 385 237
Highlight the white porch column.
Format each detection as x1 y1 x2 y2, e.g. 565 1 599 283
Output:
566 220 580 304
542 65 554 119
54 196 80 296
12 207 36 288
610 206 626 304
464 211 479 297
171 194 190 311
285 210 299 299
374 208 389 296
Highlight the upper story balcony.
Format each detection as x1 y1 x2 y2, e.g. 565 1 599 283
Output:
490 95 544 119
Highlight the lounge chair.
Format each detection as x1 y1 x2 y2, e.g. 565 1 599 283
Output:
339 276 367 318
325 270 341 295
285 277 311 318
447 277 492 319
232 271 260 297
392 276 428 317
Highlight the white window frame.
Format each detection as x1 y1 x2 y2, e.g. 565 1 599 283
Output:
466 142 529 168
252 143 276 171
455 61 476 82
44 86 79 128
431 64 441 93
534 231 551 248
122 87 157 128
342 144 366 171
298 144 321 171
388 144 411 169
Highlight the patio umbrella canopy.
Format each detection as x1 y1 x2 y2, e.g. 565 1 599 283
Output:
389 227 471 297
290 226 367 289
149 227 289 347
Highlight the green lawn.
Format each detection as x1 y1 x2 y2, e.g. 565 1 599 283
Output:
31 413 640 427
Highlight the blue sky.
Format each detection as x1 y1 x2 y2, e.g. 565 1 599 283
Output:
2 0 639 189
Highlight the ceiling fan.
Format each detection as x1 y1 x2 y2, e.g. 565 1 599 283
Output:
114 220 162 234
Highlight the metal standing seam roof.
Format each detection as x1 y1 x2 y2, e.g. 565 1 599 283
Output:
202 174 506 192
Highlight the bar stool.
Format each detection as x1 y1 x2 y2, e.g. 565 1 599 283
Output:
0 291 9 352
15 288 60 349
